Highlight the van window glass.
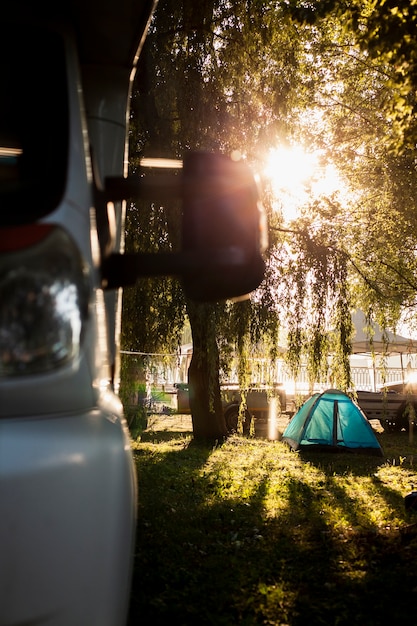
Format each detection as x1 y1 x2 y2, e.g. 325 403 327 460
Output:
0 25 69 225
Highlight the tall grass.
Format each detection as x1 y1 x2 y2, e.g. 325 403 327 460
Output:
128 426 417 625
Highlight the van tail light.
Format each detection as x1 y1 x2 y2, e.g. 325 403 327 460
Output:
0 224 89 377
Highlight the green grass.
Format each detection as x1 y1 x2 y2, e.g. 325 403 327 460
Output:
127 427 417 625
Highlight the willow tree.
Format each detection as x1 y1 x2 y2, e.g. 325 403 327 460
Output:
123 0 417 439
124 0 309 440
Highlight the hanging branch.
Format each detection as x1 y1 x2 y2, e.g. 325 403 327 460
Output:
270 225 394 299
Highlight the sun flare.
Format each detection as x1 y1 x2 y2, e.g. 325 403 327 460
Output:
264 144 345 222
265 145 316 193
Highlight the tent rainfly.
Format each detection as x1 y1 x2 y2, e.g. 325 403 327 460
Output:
282 389 383 456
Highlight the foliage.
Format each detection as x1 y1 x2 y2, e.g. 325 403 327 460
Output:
263 3 417 377
123 400 149 441
123 0 417 434
128 423 417 625
285 0 417 152
119 196 186 410
269 217 354 390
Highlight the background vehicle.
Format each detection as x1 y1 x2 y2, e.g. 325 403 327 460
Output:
0 2 266 624
356 383 417 432
174 383 287 436
221 384 287 435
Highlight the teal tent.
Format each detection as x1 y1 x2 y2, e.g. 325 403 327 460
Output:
283 389 383 456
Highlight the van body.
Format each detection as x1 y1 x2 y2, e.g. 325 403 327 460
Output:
0 17 141 626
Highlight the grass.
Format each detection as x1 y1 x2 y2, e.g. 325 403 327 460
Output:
127 422 417 626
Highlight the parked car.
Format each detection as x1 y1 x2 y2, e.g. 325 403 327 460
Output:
356 384 417 432
174 382 287 435
221 384 287 435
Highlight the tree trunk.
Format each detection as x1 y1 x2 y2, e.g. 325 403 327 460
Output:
187 301 227 442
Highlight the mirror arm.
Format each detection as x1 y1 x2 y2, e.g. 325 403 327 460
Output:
105 174 182 202
101 252 181 289
101 249 249 290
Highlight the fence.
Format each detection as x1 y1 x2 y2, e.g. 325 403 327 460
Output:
121 350 408 394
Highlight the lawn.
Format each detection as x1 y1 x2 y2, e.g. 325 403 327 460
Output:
127 420 417 625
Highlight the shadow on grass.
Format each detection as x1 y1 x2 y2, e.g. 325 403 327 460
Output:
139 430 194 443
128 433 417 626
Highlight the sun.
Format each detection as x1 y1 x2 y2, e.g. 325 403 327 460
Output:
264 144 345 222
265 145 317 193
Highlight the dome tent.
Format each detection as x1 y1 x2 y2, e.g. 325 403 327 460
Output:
283 389 383 456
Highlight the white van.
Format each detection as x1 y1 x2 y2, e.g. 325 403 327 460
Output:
0 20 138 626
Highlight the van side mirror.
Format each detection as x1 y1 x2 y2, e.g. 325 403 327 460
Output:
181 152 266 300
102 151 267 301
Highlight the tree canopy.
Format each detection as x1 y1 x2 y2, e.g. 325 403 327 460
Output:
121 0 417 439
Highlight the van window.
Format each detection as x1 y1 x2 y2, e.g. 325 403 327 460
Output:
0 24 69 225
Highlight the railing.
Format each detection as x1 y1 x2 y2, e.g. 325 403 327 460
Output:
121 350 409 393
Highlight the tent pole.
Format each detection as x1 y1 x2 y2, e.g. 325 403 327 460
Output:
332 401 338 447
